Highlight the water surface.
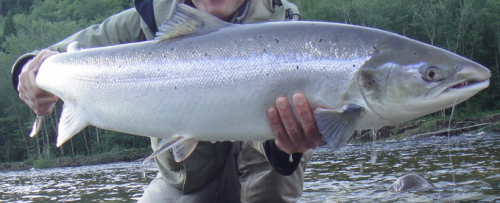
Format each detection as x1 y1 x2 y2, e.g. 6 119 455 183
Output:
1 132 499 202
300 132 500 202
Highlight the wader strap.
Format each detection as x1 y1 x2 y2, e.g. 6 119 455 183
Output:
134 0 158 33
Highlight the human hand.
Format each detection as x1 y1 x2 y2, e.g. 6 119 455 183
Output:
267 93 323 154
17 50 60 115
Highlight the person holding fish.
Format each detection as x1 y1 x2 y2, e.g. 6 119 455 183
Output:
12 0 323 202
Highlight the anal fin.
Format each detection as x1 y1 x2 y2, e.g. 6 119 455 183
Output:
56 104 87 147
172 138 198 162
314 104 363 151
143 136 198 164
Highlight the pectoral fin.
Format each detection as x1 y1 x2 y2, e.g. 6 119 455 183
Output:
314 104 363 151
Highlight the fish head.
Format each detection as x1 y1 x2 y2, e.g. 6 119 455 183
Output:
358 35 490 125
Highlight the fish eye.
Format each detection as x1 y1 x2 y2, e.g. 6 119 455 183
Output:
425 66 438 81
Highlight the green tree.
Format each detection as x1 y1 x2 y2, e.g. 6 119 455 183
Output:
0 11 16 46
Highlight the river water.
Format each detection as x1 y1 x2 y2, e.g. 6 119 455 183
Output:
1 132 499 202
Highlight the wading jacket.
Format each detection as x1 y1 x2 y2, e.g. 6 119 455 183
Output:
11 0 302 194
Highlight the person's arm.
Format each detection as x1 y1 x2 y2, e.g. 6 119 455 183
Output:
12 8 150 115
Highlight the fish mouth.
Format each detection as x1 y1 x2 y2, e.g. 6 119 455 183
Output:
447 78 490 91
425 78 490 100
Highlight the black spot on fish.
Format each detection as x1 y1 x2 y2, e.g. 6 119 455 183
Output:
362 74 374 87
157 69 160 72
373 47 376 50
296 66 299 70
266 73 269 76
263 49 267 53
414 52 417 55
319 39 323 43
259 35 262 38
148 51 152 55
275 38 279 43
171 48 175 51
359 68 385 101
175 87 177 89
192 51 196 54
353 64 356 67
204 53 208 57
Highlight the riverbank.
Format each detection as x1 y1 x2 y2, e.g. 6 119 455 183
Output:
0 148 151 172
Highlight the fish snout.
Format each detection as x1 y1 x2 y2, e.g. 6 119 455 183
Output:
457 64 491 82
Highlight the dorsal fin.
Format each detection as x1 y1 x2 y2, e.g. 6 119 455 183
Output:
66 41 81 52
154 4 233 42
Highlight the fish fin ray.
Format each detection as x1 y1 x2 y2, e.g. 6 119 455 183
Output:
314 105 363 151
154 4 233 42
172 138 198 162
56 104 87 147
142 136 186 164
29 116 45 137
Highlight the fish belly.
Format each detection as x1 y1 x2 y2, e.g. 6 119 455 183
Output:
37 50 360 142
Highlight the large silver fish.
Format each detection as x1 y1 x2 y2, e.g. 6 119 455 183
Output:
31 4 490 162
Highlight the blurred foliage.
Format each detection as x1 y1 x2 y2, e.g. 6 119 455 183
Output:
0 0 148 164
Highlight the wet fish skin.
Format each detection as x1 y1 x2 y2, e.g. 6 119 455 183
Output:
30 4 490 161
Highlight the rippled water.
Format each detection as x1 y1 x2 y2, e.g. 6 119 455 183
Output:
301 132 500 202
1 132 499 202
0 162 157 202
